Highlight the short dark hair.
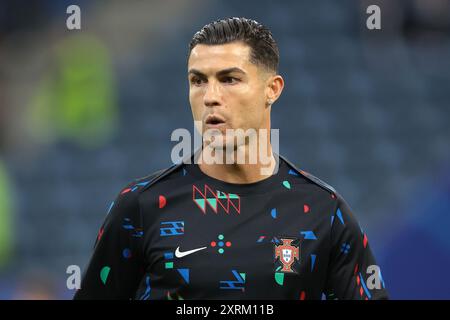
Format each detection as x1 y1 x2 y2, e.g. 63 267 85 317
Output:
188 17 279 73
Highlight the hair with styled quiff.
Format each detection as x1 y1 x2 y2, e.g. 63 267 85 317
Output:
189 17 279 73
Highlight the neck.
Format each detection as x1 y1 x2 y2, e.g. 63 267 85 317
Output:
197 143 277 184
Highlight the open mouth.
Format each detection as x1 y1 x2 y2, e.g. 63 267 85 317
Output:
205 115 226 127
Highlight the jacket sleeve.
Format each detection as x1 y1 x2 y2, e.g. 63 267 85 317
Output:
324 194 389 300
73 180 145 299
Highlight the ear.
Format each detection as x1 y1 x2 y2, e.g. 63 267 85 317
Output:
265 74 284 106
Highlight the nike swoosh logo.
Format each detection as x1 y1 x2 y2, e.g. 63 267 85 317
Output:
175 246 207 258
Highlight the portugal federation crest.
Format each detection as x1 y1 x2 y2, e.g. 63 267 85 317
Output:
274 237 300 273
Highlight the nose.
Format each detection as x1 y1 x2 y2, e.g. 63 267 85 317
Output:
203 80 221 108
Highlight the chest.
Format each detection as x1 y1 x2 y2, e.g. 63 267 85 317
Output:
139 186 333 299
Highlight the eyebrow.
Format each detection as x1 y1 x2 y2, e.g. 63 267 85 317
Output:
188 67 247 77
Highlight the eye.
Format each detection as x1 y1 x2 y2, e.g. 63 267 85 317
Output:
221 76 240 84
190 76 206 86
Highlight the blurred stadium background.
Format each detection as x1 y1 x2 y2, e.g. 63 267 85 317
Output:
0 0 449 299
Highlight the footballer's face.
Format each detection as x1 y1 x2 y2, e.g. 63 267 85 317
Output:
188 41 280 149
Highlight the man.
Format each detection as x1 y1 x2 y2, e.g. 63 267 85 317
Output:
74 17 388 300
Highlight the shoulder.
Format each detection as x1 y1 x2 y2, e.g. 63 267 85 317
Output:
117 162 184 198
105 164 179 222
278 154 356 222
279 156 362 230
280 154 338 197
